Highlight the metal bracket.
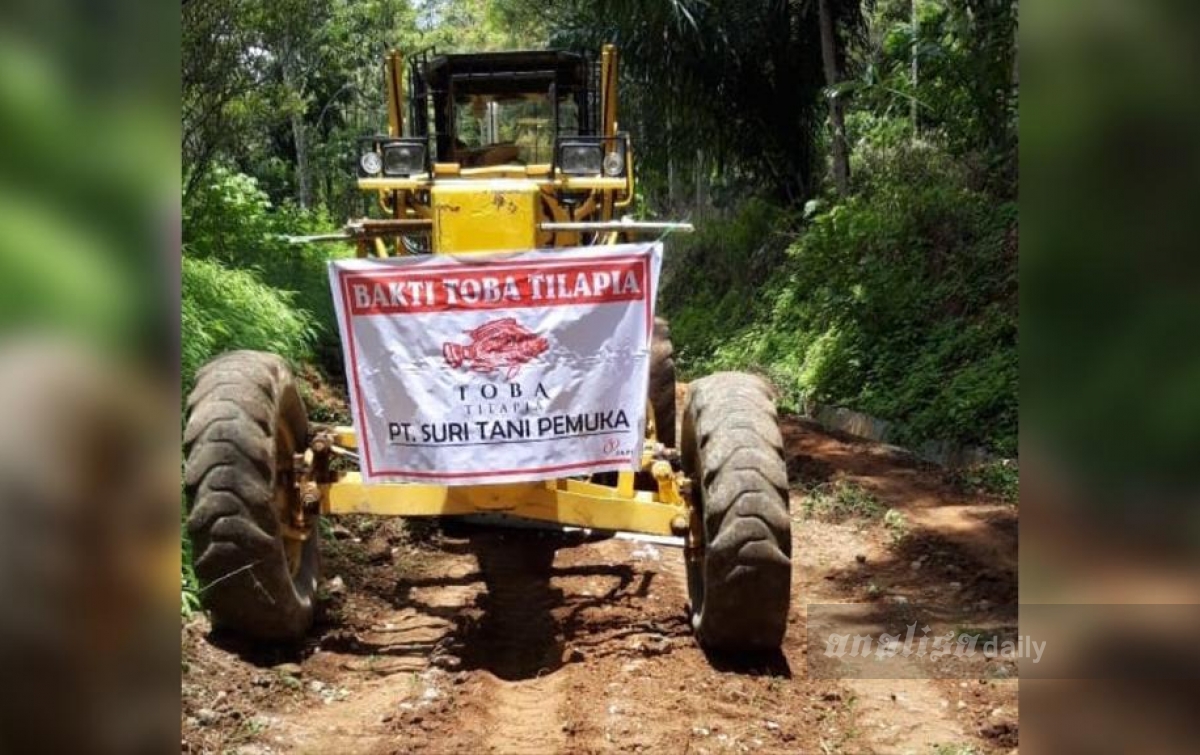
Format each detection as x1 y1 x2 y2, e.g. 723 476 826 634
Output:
540 219 694 234
282 218 433 244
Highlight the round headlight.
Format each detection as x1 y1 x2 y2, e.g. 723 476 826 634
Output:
602 151 624 177
360 151 382 176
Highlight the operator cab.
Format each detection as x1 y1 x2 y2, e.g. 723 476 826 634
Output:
409 50 598 168
348 44 687 256
357 47 628 183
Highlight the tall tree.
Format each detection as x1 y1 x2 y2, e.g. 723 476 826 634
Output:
550 0 866 204
911 0 920 137
183 0 263 200
818 0 851 195
280 46 312 208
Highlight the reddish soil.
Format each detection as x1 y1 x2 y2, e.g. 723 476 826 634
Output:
182 406 1018 755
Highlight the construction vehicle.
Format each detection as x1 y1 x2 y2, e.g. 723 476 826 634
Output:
183 46 791 652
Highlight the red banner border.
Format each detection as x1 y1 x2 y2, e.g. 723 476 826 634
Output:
336 251 654 481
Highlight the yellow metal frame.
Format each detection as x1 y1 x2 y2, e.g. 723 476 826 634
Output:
321 423 689 538
357 175 629 192
325 474 686 537
321 44 691 540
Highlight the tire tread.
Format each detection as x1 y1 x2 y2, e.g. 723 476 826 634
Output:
184 350 315 640
684 372 791 650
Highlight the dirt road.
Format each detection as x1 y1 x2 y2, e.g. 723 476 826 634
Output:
182 409 1018 755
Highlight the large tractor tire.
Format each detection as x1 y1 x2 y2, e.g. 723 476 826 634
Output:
184 351 319 640
682 372 791 651
649 316 677 448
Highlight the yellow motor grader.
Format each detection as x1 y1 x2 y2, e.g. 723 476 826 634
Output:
183 46 791 652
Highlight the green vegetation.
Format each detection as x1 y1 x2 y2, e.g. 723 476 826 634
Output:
801 480 886 523
664 137 1017 455
799 480 923 549
929 745 979 755
948 460 1020 504
655 0 1018 457
181 505 203 619
181 256 317 394
182 167 351 382
883 509 910 544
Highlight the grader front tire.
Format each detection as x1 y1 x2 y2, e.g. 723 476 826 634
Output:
682 372 791 651
184 351 319 640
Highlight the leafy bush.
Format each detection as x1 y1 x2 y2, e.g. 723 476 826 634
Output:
662 198 795 369
948 460 1020 504
184 166 351 369
662 139 1017 456
181 256 316 394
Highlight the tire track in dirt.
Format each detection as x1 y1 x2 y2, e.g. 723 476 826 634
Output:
539 533 854 755
444 530 688 755
458 533 571 754
481 676 567 754
260 529 486 755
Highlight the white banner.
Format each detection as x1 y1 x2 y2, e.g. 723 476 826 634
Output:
329 243 662 484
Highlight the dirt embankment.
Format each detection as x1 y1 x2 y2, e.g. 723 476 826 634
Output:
182 404 1018 755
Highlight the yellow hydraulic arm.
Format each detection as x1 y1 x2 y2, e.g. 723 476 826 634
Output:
386 50 405 136
600 44 618 138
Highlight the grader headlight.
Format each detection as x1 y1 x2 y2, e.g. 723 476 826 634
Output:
381 140 427 176
602 151 624 177
359 151 382 176
557 141 604 175
358 137 427 178
556 135 628 178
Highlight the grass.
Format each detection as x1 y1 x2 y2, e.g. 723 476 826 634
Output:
225 714 269 746
181 501 202 619
883 508 909 544
661 146 1018 458
953 627 990 642
181 255 317 395
182 565 201 619
930 745 979 755
801 480 885 523
948 460 1019 504
279 674 303 691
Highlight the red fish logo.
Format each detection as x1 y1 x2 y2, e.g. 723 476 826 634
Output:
442 317 550 380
